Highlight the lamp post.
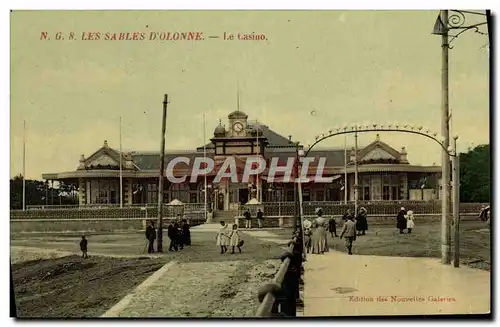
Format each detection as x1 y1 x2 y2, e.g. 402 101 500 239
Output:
450 135 460 267
432 9 488 264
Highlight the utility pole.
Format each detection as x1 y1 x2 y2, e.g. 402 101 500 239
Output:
452 136 460 267
354 127 359 214
156 94 168 252
440 10 452 264
22 120 26 211
344 133 348 204
203 113 208 221
119 116 123 208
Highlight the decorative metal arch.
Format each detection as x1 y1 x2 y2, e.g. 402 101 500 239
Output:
434 10 489 49
304 123 458 157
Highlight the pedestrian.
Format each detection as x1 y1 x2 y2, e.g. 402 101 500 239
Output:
311 207 329 254
80 235 88 258
405 210 415 234
396 207 407 234
328 216 338 238
356 207 368 236
181 219 191 246
216 221 230 254
175 220 183 250
340 215 357 255
229 224 243 254
304 227 312 253
167 221 178 252
342 209 354 221
244 209 252 229
257 208 264 228
145 221 156 253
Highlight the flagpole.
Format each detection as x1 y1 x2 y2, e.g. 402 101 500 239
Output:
344 133 347 204
203 113 208 221
22 120 26 211
119 116 123 208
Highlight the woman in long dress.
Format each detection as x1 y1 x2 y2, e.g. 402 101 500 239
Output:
311 208 329 254
216 221 229 254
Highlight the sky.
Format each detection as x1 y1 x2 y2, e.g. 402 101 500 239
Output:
10 10 490 179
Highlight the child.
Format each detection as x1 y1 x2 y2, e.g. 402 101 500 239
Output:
229 224 243 254
304 228 312 253
80 236 88 258
216 221 229 254
406 210 415 234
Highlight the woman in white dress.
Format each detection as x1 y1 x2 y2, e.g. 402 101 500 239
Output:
405 210 415 234
216 221 230 254
229 224 243 254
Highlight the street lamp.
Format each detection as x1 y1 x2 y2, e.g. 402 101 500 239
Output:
432 9 488 265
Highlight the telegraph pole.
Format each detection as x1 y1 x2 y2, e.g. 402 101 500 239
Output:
156 94 168 252
119 116 123 208
354 127 359 214
440 10 452 264
22 120 26 211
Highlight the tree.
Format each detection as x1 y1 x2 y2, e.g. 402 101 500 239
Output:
459 144 490 203
10 176 79 209
10 175 47 209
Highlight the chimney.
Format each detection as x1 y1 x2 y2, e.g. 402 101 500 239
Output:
78 154 85 170
400 147 408 163
103 140 108 147
125 152 134 169
288 135 292 142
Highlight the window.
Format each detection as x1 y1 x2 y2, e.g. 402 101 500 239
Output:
392 186 398 200
286 190 294 202
146 183 158 204
363 187 370 201
316 190 325 201
383 186 390 200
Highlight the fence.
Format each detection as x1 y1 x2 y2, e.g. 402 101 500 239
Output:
13 203 206 220
240 201 487 216
25 203 206 211
256 229 303 317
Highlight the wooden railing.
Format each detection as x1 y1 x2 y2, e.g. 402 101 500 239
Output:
256 229 303 317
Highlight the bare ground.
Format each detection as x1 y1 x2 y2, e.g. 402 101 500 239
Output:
11 229 289 318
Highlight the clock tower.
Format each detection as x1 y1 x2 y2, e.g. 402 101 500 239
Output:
228 110 248 137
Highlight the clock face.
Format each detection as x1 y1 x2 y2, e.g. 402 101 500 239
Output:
233 122 244 133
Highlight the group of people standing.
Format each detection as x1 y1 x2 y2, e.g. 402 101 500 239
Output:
243 209 265 229
303 207 369 256
145 215 191 253
396 207 415 234
216 221 244 254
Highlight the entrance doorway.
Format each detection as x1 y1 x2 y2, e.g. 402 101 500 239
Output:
239 188 249 204
217 193 224 211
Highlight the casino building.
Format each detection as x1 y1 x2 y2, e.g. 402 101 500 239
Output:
42 110 442 211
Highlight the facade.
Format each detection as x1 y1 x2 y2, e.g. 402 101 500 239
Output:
42 110 442 211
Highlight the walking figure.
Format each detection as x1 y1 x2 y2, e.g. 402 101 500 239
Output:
216 221 230 254
340 215 356 255
80 236 88 258
229 224 243 254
